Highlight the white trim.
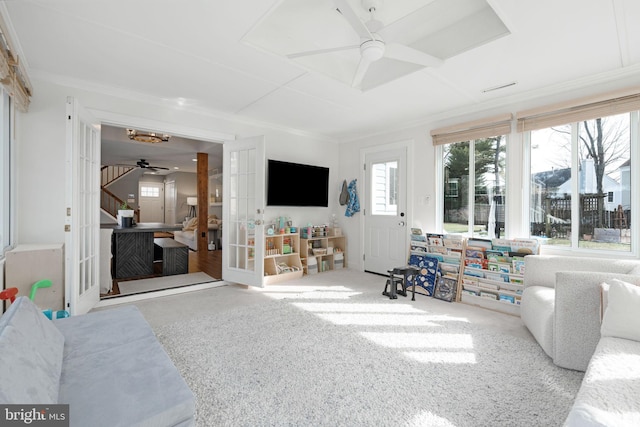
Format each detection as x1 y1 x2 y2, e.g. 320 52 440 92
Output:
31 69 338 143
631 111 639 256
95 281 228 308
91 109 236 143
434 144 444 233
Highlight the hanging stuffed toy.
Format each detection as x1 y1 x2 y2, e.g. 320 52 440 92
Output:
339 180 349 206
345 179 360 217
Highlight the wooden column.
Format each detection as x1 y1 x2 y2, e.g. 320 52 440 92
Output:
197 152 209 252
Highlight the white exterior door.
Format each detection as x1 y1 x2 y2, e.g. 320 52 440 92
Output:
138 181 164 222
363 146 408 275
65 97 101 315
165 180 176 225
222 136 265 287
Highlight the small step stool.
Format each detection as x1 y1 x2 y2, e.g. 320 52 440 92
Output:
382 269 407 299
382 266 421 300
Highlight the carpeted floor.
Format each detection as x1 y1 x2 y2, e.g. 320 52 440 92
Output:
145 270 584 427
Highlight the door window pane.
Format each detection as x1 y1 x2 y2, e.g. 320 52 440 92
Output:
371 161 398 215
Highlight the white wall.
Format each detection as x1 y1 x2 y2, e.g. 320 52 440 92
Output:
338 75 640 270
17 73 640 267
16 78 340 246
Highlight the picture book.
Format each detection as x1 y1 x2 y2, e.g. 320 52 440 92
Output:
426 233 444 246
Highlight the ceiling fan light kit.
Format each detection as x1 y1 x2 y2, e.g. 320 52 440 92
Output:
126 128 171 144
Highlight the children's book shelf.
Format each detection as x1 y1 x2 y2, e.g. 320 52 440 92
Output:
409 231 539 315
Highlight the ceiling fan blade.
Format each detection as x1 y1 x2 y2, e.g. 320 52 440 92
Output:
148 165 169 170
352 56 373 88
288 45 359 59
384 43 443 67
334 0 373 40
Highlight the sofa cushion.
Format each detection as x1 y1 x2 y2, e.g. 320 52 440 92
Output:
564 336 640 426
55 305 195 427
0 296 65 403
520 285 555 358
600 279 640 342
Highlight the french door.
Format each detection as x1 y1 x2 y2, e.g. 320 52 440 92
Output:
363 144 409 275
222 136 265 286
65 97 101 315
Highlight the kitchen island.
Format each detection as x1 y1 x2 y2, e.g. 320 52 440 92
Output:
102 223 183 279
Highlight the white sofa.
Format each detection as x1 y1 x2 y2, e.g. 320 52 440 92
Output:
0 296 195 426
173 215 221 251
522 255 640 371
521 255 640 426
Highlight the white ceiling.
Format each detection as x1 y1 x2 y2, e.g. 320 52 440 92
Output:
100 124 222 175
4 0 640 147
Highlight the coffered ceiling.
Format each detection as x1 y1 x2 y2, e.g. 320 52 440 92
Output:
4 0 640 145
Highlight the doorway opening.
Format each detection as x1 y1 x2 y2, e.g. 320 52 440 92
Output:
98 122 226 299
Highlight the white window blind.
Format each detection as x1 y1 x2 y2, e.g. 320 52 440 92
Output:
516 88 640 132
0 14 31 112
431 113 512 146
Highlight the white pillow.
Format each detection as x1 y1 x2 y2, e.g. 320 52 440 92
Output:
599 282 609 322
601 279 640 342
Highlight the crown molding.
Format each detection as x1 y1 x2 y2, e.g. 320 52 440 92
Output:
30 68 339 143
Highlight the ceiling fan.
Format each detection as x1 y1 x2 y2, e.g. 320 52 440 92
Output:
287 0 443 88
117 159 169 172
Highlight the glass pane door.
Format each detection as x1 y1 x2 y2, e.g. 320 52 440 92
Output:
223 136 265 286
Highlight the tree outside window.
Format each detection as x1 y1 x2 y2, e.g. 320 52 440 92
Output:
529 112 632 251
443 136 506 237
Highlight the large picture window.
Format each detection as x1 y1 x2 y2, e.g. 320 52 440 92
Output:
529 113 633 251
443 137 506 237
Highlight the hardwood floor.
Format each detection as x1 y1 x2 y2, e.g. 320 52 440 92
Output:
103 247 222 298
190 248 222 279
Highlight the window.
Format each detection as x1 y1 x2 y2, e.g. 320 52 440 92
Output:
371 160 398 215
140 186 160 197
529 112 633 252
0 89 11 256
443 137 506 237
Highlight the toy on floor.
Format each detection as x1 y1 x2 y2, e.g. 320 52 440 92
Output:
29 279 70 319
0 287 18 303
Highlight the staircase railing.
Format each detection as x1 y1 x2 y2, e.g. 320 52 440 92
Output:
101 165 134 187
101 187 140 223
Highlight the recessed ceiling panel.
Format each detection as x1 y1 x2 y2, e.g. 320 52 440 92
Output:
244 0 510 90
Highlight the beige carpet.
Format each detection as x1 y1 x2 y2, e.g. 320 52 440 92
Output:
117 272 219 296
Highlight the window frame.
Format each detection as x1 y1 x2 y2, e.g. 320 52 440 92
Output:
524 111 639 256
0 87 13 258
438 135 508 238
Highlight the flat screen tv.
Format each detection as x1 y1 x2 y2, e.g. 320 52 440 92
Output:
267 159 329 207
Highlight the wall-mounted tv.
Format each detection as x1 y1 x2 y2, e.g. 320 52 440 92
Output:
267 159 329 207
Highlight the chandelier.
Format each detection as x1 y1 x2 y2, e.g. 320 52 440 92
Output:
126 129 170 144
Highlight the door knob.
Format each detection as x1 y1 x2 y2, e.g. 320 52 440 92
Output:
399 221 405 226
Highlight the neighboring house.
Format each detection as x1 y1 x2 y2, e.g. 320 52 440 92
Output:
531 158 629 227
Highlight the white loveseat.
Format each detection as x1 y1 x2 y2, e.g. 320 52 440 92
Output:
520 255 640 426
173 215 221 251
521 255 640 371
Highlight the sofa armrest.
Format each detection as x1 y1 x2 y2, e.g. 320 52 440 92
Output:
524 255 640 289
553 272 640 371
